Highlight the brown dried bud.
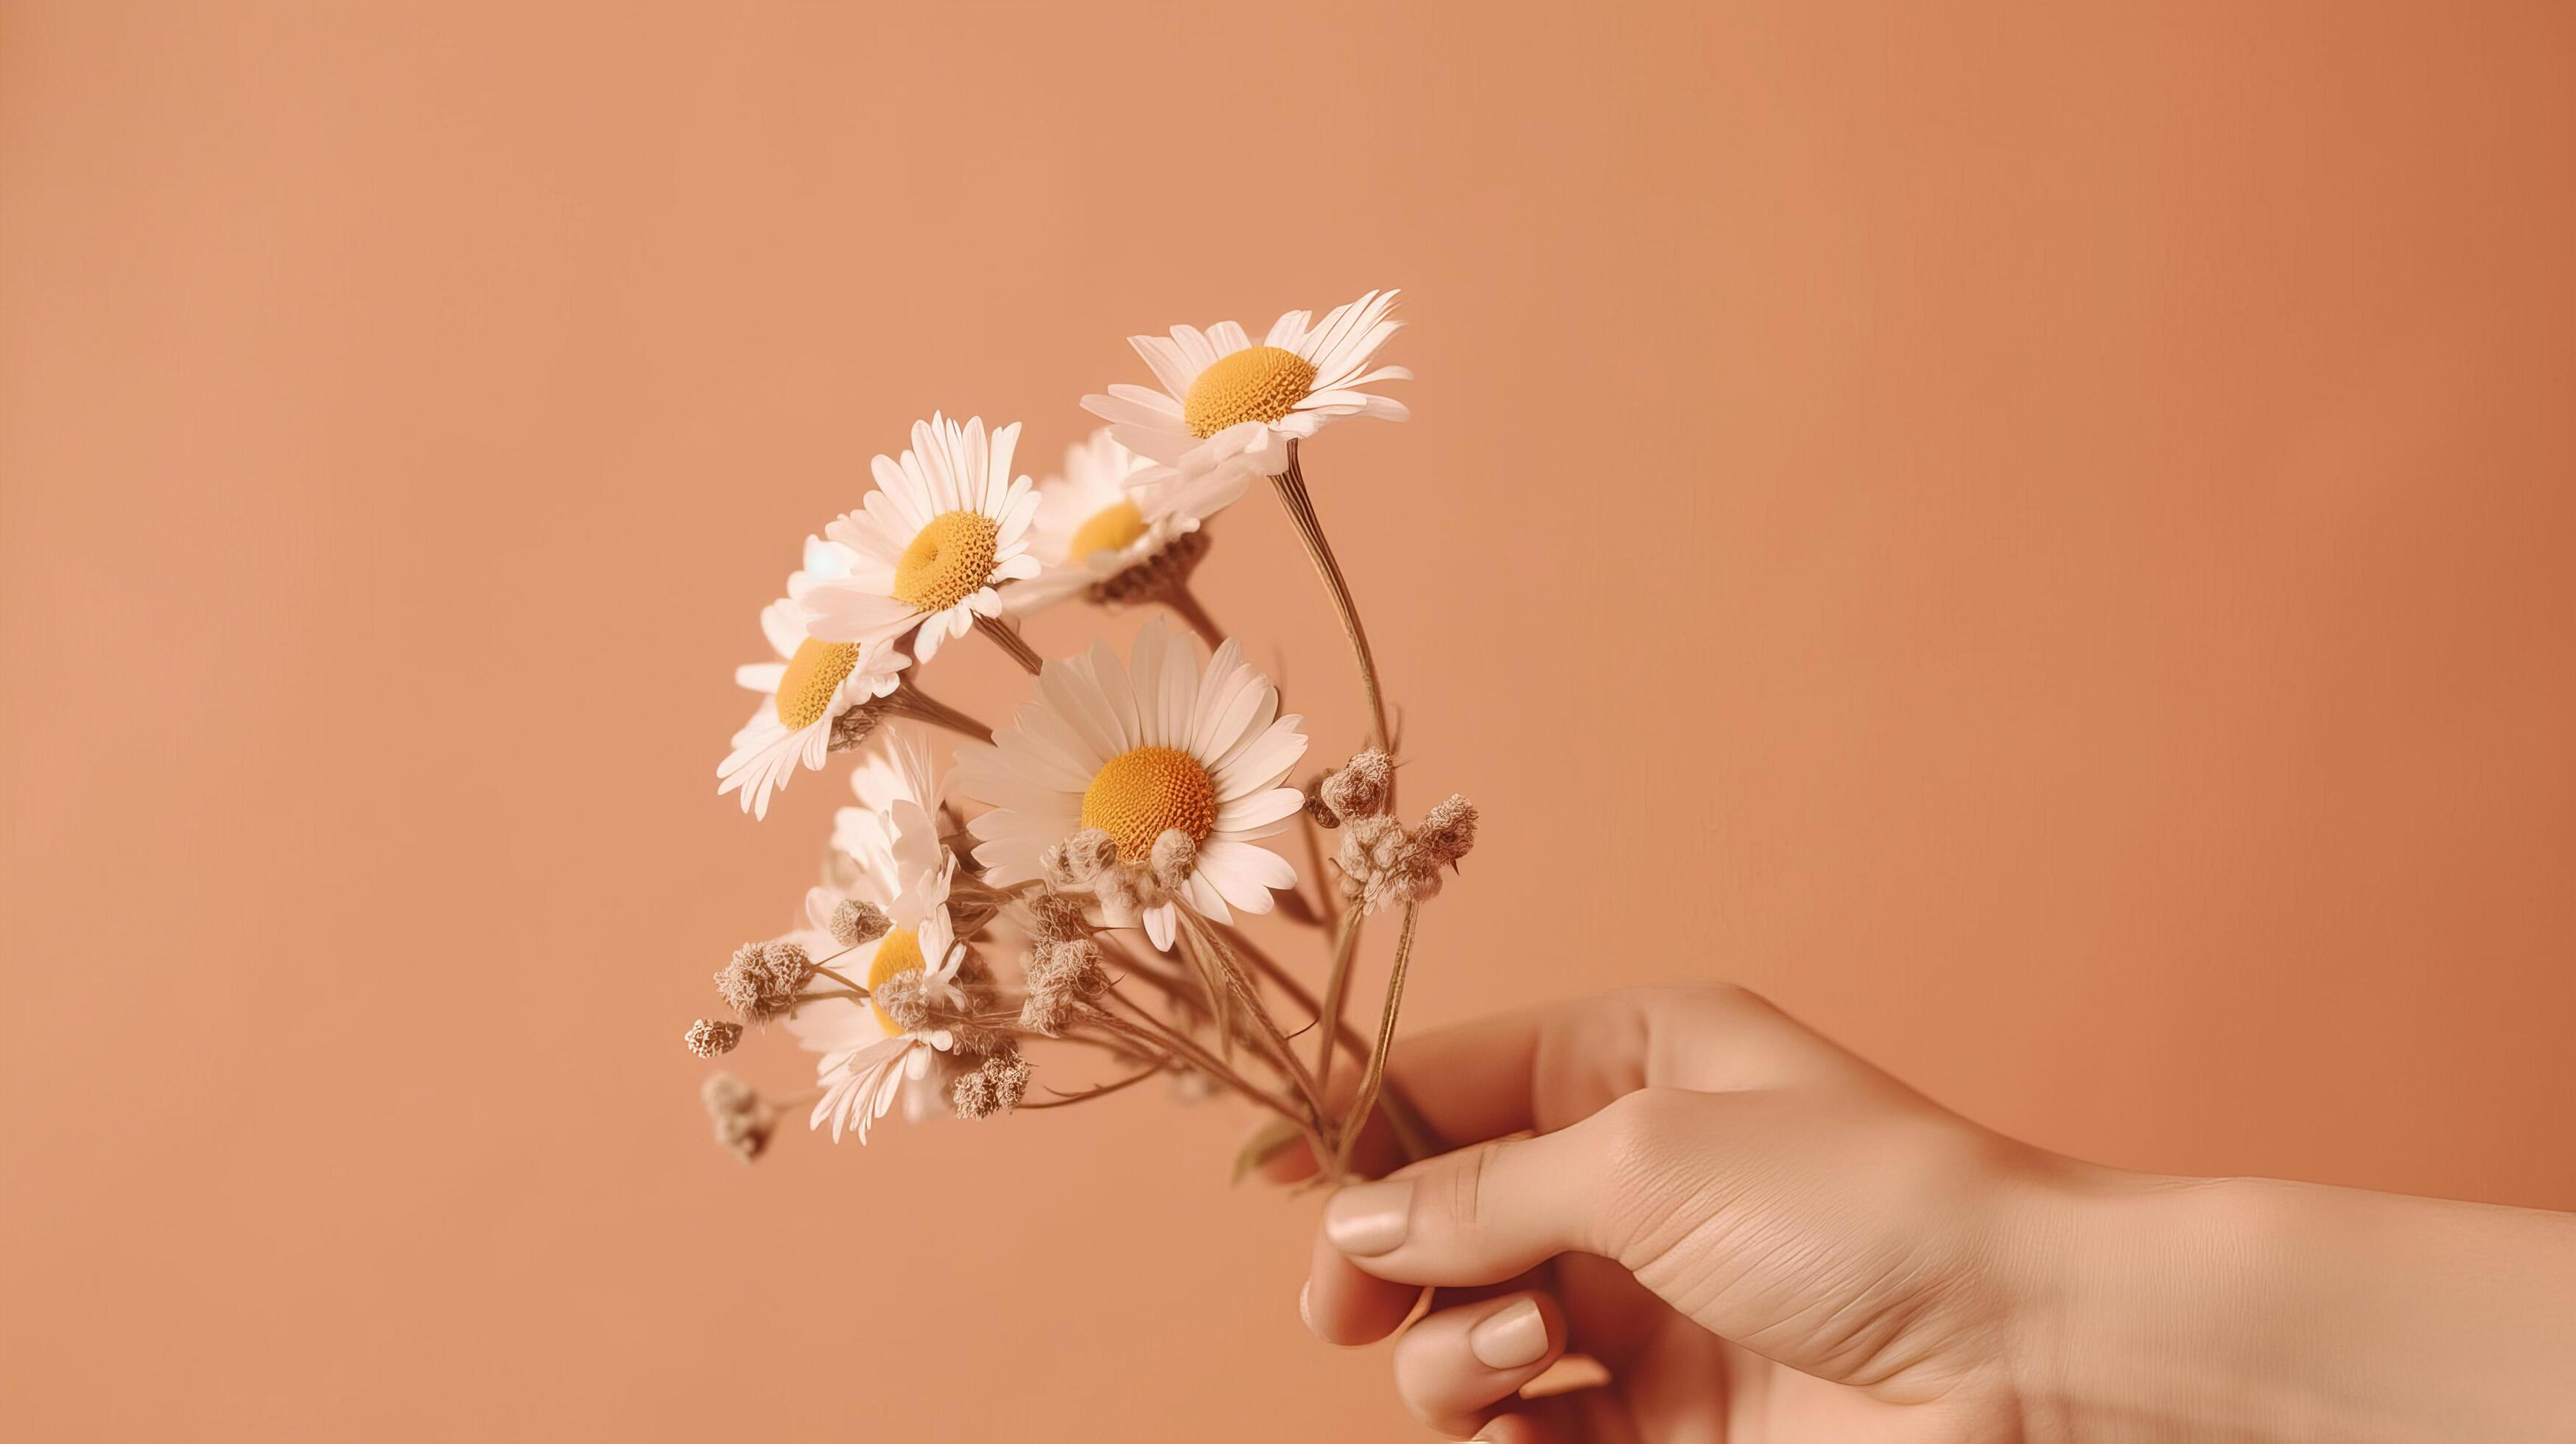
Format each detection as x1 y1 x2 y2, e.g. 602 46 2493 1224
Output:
1018 990 1080 1037
683 1018 742 1058
714 940 814 1024
1413 794 1478 867
701 1073 771 1163
952 1069 997 1120
1093 865 1146 918
829 898 891 948
1148 829 1198 890
1319 750 1394 821
1042 828 1120 887
871 970 932 1033
983 1051 1031 1112
1302 775 1341 830
827 703 882 753
1024 891 1090 944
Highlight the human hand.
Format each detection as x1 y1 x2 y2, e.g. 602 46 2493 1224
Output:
1288 983 2052 1440
1285 984 2576 1443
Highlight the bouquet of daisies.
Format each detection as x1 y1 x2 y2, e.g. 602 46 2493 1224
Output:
685 290 1473 1178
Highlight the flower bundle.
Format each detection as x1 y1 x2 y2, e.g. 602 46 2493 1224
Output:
684 290 1473 1180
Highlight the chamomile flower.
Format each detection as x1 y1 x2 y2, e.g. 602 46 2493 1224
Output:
804 413 1041 662
829 727 946 891
1080 289 1410 481
1006 430 1248 615
787 846 970 1145
952 616 1309 950
717 537 908 820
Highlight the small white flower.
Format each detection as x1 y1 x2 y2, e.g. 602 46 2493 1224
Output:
952 616 1309 950
1081 288 1410 481
804 413 1041 662
717 535 908 820
787 851 971 1146
1005 430 1247 615
830 726 947 896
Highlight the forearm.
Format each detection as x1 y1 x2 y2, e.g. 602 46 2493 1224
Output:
2011 1167 2576 1443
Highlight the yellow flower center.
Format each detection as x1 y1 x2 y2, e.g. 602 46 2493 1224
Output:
774 637 860 729
1067 499 1148 560
1080 745 1218 861
894 510 1001 611
1182 346 1317 439
866 925 924 1037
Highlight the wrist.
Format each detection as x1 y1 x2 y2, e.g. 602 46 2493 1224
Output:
2002 1167 2335 1444
2004 1165 2576 1444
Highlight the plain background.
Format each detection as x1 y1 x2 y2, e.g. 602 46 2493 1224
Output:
4 2 2571 1439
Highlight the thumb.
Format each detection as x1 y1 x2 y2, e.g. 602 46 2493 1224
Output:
1322 1087 1679 1288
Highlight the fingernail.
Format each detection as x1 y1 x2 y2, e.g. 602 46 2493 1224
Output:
1467 1297 1549 1370
1296 1280 1314 1334
1322 1178 1413 1256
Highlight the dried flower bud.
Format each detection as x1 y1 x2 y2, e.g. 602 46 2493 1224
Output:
829 898 891 948
828 703 881 753
1043 828 1120 887
1149 829 1198 890
952 1069 997 1120
982 1051 1031 1112
715 942 813 1023
1018 990 1079 1037
683 1018 742 1058
1319 750 1394 821
1025 891 1089 944
871 970 932 1032
1093 865 1146 918
1302 776 1342 829
1414 794 1479 867
701 1072 771 1163
1336 815 1408 883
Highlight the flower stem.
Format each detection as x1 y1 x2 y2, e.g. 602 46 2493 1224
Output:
1330 901 1420 1182
1019 1063 1168 1110
1224 916 1439 1164
1159 580 1229 651
1311 908 1364 1098
812 965 868 995
884 681 994 740
972 614 1045 675
1269 440 1390 753
1182 911 1327 1122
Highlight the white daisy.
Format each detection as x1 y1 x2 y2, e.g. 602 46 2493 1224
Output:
717 536 908 820
1080 288 1411 481
951 616 1309 950
829 726 947 892
787 847 969 1145
804 413 1042 662
1006 430 1249 614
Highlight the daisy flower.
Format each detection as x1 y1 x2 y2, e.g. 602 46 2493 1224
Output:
787 841 971 1145
952 616 1309 949
717 536 908 820
1080 288 1410 482
1006 430 1249 615
830 726 946 892
804 413 1041 662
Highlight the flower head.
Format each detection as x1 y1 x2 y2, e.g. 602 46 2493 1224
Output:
717 536 910 819
785 782 980 1144
804 414 1040 662
952 617 1308 950
1082 290 1409 481
1007 430 1246 615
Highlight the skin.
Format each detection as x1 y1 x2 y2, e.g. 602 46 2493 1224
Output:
1279 984 2576 1443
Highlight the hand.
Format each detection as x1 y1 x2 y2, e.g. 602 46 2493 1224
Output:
1289 984 2048 1440
1286 984 2576 1443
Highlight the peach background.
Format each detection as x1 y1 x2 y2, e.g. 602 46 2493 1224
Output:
4 2 2572 1439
